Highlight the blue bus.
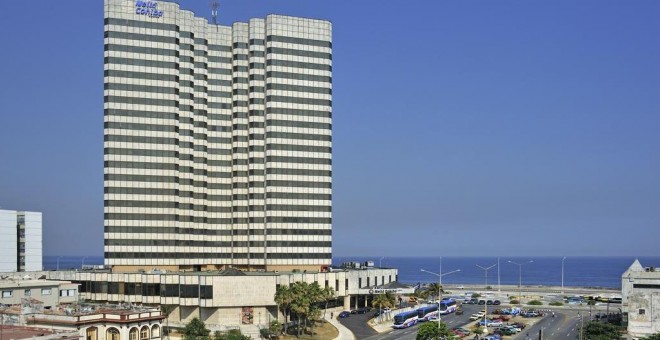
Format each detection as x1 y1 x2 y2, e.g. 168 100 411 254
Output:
393 310 419 329
439 299 458 315
416 304 439 321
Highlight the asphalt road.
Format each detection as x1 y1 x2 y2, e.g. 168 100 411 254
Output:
360 304 486 340
513 310 581 340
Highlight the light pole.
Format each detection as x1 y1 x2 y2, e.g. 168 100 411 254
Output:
561 256 567 294
476 263 496 334
577 312 584 340
56 256 63 271
420 267 461 334
497 257 501 292
508 260 533 305
379 257 385 268
81 256 88 269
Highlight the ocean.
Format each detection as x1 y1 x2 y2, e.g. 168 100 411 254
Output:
43 256 659 289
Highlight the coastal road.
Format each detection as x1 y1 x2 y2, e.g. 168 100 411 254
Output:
513 310 581 340
360 304 485 340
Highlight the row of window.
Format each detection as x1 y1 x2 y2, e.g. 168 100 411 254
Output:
267 47 331 60
104 213 331 224
267 59 331 71
104 251 331 259
104 226 332 236
104 239 331 247
1 288 54 298
104 188 332 201
105 200 331 213
79 281 213 299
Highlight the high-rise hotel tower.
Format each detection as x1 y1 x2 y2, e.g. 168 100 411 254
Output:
104 0 332 272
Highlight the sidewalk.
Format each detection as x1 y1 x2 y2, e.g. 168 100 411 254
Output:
327 316 355 340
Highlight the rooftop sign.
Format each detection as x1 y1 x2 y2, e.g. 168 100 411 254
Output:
135 1 163 18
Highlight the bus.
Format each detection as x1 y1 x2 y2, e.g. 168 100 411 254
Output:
393 310 419 329
416 304 439 322
439 299 458 315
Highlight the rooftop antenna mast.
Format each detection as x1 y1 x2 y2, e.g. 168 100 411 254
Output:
211 1 219 29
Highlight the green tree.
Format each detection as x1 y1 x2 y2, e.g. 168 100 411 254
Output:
642 334 660 340
183 317 210 340
416 321 456 340
214 329 251 340
274 284 293 334
581 320 624 340
426 283 443 300
372 293 394 312
260 320 282 339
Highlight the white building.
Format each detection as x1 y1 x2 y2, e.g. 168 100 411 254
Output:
0 209 42 272
622 259 660 338
104 0 333 273
46 265 399 336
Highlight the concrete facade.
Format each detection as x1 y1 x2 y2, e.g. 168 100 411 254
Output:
104 0 333 272
622 259 660 338
45 266 398 332
0 209 42 272
0 279 78 308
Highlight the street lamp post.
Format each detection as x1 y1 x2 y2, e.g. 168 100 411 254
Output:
81 256 88 270
420 267 461 335
56 256 63 271
508 260 533 305
379 257 385 268
476 263 496 333
561 256 567 294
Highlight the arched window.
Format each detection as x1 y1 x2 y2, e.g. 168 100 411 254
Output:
151 324 161 338
85 326 98 340
106 328 120 340
140 325 150 340
129 328 139 340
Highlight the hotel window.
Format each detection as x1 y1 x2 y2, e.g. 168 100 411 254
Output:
41 288 52 295
24 289 31 296
1 290 12 298
639 309 646 315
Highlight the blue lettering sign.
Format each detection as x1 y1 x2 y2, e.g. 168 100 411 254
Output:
134 1 163 18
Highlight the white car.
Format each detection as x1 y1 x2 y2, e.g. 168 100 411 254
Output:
470 313 484 321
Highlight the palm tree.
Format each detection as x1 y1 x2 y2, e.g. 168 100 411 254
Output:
426 283 443 301
319 285 335 321
274 285 293 334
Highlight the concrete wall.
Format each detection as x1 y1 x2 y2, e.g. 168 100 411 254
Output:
0 210 18 272
22 211 42 271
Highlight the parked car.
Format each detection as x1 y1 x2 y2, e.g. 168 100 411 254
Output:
357 308 368 314
452 327 471 335
484 334 502 340
486 300 494 305
350 309 358 314
470 314 482 321
469 298 479 304
338 311 350 318
456 308 464 315
511 322 526 329
478 299 486 305
493 300 501 305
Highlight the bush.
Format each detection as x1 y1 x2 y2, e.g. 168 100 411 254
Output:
528 300 543 306
510 299 520 304
471 293 481 298
549 301 563 306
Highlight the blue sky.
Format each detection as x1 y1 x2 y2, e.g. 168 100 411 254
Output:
0 1 658 257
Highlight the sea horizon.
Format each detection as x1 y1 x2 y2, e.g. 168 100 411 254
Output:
41 255 660 290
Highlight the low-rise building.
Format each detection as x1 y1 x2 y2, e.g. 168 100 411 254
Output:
25 306 164 340
0 278 78 308
622 259 660 338
44 264 400 336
